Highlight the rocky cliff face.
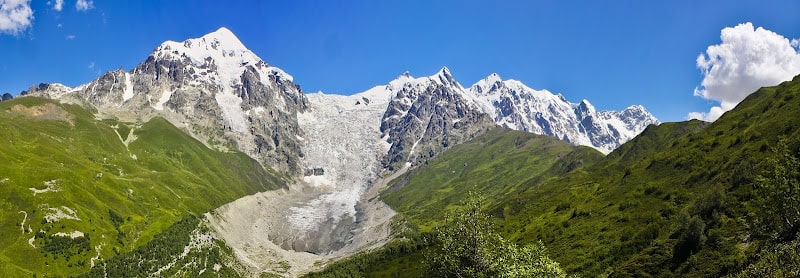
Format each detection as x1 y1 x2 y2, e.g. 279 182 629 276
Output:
22 28 308 174
379 67 496 171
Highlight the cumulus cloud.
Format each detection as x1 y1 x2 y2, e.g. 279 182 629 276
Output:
51 0 63 11
65 34 74 40
76 0 93 11
0 0 34 35
689 22 800 121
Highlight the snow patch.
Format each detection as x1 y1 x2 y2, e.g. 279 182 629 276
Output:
90 244 103 267
30 180 60 196
123 72 134 102
53 231 85 238
18 211 27 233
215 92 248 133
44 206 80 222
153 90 173 111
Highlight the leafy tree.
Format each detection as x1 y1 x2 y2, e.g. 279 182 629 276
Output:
754 137 800 242
426 193 566 277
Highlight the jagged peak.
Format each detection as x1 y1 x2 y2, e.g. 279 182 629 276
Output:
387 71 415 91
577 99 597 113
485 72 502 82
201 27 245 50
436 66 452 77
557 93 569 103
154 27 258 66
469 73 504 94
428 66 461 88
150 27 294 83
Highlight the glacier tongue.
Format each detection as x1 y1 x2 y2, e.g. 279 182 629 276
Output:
286 89 392 250
204 89 398 276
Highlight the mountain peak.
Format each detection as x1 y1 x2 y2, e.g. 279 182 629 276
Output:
437 66 452 76
578 99 596 113
387 71 415 91
198 27 247 51
469 73 504 94
429 66 460 88
153 27 258 67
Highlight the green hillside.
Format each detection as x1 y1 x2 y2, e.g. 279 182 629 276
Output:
382 128 604 232
0 97 282 276
307 128 604 277
498 75 800 277
308 75 800 277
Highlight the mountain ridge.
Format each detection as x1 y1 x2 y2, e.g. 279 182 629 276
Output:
23 28 658 171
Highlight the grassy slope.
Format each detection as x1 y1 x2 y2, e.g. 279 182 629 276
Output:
310 75 800 277
304 128 603 277
0 97 281 276
382 128 605 232
501 75 800 277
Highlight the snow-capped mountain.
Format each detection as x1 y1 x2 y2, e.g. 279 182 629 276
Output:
17 27 661 274
467 73 659 154
23 27 308 173
378 67 496 170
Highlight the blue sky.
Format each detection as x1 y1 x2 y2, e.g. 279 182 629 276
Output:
1 1 799 122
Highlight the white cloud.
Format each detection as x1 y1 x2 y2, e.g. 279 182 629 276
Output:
689 22 800 121
88 61 95 70
65 34 74 40
76 0 93 11
51 0 63 11
0 0 34 35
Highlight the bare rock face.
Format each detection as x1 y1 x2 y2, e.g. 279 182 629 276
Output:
379 67 495 171
22 27 308 174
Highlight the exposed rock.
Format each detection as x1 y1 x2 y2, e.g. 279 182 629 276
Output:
22 27 308 174
380 67 495 171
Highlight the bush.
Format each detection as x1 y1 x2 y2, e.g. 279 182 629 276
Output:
426 193 567 277
753 137 800 242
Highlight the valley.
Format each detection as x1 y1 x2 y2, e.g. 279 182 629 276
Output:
4 25 797 278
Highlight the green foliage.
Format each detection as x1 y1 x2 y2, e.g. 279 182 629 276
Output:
753 136 800 242
303 237 428 278
40 233 92 262
0 97 281 276
728 239 800 277
382 128 603 231
426 194 566 278
80 215 242 277
427 194 501 277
